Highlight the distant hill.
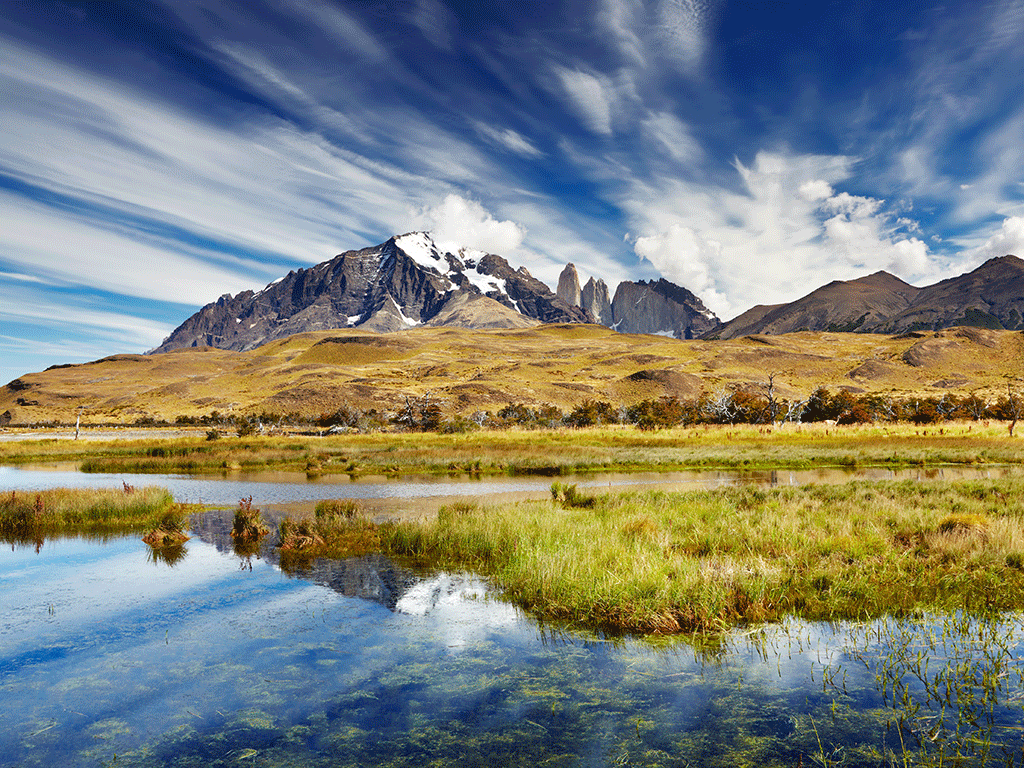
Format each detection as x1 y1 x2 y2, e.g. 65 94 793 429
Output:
714 271 920 339
712 255 1024 338
877 255 1024 333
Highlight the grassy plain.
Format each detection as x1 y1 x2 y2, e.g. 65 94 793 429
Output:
8 417 1024 636
378 477 1024 634
2 325 1022 424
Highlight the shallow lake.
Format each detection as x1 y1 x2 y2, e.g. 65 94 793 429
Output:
0 464 1016 520
3 522 1024 767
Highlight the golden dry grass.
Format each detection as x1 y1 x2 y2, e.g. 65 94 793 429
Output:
3 325 1023 424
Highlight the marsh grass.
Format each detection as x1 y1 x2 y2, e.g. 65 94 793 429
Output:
0 486 176 543
277 500 379 571
378 478 1024 634
231 496 270 541
6 422 1024 477
141 505 191 547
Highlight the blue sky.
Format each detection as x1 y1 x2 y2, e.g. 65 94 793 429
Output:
2 0 1024 385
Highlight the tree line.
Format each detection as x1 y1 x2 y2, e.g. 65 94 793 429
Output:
98 379 1024 435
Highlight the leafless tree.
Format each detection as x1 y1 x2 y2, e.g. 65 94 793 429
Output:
1006 379 1023 437
703 389 740 424
763 373 781 425
779 398 808 425
963 391 989 421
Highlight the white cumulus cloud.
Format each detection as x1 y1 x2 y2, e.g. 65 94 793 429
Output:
413 194 527 256
625 150 935 318
975 216 1024 261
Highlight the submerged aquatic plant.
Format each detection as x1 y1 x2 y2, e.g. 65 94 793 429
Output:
821 612 1024 767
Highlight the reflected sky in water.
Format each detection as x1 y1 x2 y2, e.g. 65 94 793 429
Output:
4 528 1024 767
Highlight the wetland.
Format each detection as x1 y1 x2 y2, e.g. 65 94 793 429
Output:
5 424 1024 765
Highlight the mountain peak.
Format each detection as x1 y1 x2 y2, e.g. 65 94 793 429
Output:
557 263 582 307
150 234 587 353
975 254 1024 272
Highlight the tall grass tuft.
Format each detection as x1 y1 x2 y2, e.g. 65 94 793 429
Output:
142 505 191 547
231 495 270 540
277 498 379 569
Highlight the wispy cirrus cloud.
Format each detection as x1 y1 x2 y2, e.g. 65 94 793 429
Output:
2 0 1024 383
551 66 617 136
471 122 544 158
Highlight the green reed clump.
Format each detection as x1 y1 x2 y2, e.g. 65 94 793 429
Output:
379 476 1024 634
314 499 360 520
0 486 175 542
550 481 597 508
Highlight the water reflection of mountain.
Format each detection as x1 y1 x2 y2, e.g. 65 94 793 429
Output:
189 509 418 610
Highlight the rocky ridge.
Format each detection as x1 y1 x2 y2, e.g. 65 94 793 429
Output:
712 255 1024 338
151 227 1024 357
609 279 721 339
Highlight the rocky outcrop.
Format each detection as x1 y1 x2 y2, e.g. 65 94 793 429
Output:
151 233 587 353
611 279 720 339
581 276 613 325
557 263 582 307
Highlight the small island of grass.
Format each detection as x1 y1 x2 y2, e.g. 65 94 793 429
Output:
370 476 1024 634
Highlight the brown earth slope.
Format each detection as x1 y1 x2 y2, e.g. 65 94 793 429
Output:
713 271 920 339
2 325 1022 425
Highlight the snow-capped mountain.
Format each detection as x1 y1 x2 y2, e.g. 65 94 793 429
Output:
151 233 589 353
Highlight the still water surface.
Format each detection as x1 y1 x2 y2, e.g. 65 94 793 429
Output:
4 467 1024 765
3 525 1024 767
0 464 1015 518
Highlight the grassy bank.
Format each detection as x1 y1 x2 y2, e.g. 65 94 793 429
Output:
3 421 1024 475
0 486 176 542
377 477 1024 634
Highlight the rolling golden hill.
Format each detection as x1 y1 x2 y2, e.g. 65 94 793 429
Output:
2 324 1022 425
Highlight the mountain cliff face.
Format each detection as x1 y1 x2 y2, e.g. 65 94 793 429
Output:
581 276 613 325
557 263 582 307
611 279 720 339
152 233 587 353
